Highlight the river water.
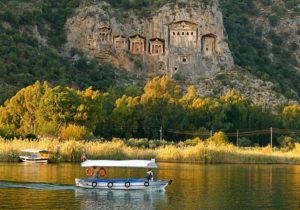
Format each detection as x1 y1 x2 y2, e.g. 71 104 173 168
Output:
0 162 300 209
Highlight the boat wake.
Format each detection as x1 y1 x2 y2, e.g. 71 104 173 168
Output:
0 180 75 190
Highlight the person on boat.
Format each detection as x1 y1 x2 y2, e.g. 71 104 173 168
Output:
80 153 87 162
31 153 37 159
91 166 99 179
146 168 154 182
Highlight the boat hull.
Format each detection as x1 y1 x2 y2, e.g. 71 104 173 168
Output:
19 156 48 163
75 178 171 190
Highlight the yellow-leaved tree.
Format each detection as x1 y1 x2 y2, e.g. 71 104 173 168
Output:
282 105 300 129
0 81 47 136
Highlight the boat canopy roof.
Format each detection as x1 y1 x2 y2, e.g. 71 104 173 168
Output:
81 159 158 168
21 149 49 153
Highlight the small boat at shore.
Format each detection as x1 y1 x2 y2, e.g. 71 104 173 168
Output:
75 159 172 190
19 149 50 163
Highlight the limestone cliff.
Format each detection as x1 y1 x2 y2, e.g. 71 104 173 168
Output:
65 0 234 82
64 0 299 108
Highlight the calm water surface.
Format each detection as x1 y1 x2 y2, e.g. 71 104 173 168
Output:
0 162 300 209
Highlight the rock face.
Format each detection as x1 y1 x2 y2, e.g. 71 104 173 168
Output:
65 0 234 81
194 68 296 109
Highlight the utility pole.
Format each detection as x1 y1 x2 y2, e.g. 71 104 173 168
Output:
236 129 239 147
210 130 213 138
33 121 36 135
160 126 163 141
270 127 273 150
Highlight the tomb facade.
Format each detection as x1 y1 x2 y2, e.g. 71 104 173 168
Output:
149 38 164 55
201 34 217 56
129 35 146 54
169 21 198 48
99 27 112 43
114 35 126 50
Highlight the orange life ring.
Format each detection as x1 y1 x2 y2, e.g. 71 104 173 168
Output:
86 167 94 176
98 167 107 177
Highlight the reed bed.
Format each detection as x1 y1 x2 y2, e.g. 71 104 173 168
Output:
1 138 300 164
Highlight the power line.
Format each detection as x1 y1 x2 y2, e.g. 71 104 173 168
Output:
166 128 300 137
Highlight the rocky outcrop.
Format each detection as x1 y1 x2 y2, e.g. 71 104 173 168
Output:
65 0 234 82
193 68 297 109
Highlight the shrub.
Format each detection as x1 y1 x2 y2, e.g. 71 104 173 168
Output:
207 131 229 145
148 139 168 148
271 5 287 15
126 138 149 148
277 136 295 151
255 26 263 37
172 72 185 81
268 15 279 27
262 0 272 6
24 134 37 140
60 124 90 140
285 0 299 9
289 42 298 51
238 137 252 147
0 126 14 139
182 137 203 146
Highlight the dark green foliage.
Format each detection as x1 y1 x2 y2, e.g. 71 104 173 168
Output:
261 0 272 6
220 0 300 99
108 0 169 9
0 26 119 104
271 5 287 16
238 137 252 147
25 133 37 140
106 0 170 17
40 0 80 47
277 136 295 151
289 42 298 51
268 15 279 26
172 72 185 81
0 1 126 104
0 0 80 47
284 0 300 9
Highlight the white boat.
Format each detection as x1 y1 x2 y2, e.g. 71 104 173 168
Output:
75 159 172 190
19 149 50 163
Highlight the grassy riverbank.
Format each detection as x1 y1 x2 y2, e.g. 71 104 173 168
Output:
1 138 300 164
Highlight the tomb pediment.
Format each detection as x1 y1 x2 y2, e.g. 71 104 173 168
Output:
169 20 198 31
114 35 126 39
129 35 146 42
149 38 164 44
99 27 112 33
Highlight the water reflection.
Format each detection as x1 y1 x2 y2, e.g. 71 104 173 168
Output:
1 163 300 209
75 189 167 210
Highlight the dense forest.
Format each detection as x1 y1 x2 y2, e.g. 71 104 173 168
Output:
0 76 299 146
0 0 132 104
220 0 300 99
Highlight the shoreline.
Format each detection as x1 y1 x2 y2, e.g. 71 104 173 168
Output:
1 138 300 164
1 160 300 165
